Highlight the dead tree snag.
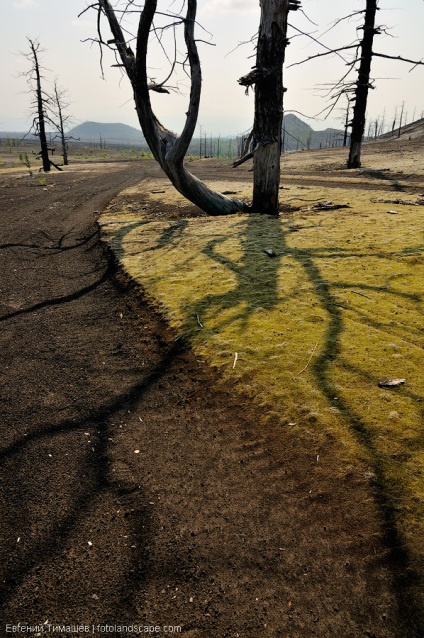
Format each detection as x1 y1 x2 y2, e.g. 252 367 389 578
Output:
26 39 51 173
88 0 246 216
85 0 300 215
239 0 298 214
22 39 65 173
347 0 378 168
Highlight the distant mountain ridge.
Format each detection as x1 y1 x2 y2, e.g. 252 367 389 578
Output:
68 121 147 146
0 116 346 151
283 114 345 150
4 115 423 151
67 117 345 150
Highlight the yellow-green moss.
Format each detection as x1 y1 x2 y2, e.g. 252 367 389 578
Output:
101 163 424 571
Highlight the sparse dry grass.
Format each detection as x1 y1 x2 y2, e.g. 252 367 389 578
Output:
0 141 151 179
101 141 424 599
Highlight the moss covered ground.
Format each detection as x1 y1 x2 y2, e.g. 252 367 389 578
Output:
101 141 424 593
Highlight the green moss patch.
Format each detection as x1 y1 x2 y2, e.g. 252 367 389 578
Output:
101 160 424 578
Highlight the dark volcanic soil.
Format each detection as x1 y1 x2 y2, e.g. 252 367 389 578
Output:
0 161 420 637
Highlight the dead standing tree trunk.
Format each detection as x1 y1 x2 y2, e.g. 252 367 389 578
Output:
95 0 246 216
239 0 298 214
29 39 50 173
52 82 69 166
347 0 378 168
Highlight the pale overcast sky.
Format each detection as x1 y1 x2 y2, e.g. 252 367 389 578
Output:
0 0 423 136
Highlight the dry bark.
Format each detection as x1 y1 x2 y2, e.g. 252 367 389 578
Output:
28 39 51 173
251 0 291 213
239 1 297 214
347 0 378 168
98 0 246 215
52 82 69 166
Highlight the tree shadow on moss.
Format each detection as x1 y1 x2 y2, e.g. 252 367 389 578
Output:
180 211 424 636
106 209 424 633
295 246 424 636
189 215 301 334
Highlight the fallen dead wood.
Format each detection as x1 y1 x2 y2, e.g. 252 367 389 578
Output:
301 201 351 212
371 197 424 206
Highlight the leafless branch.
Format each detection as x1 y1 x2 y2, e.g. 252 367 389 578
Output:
233 150 255 168
318 10 366 39
288 44 358 68
372 52 424 71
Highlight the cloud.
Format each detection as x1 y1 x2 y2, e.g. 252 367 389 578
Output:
13 0 38 8
71 18 92 30
203 0 258 15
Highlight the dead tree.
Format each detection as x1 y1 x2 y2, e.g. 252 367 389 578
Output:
83 0 246 215
23 39 51 172
342 94 350 146
347 0 377 167
84 0 298 216
22 39 64 172
348 1 424 166
238 0 298 214
51 81 73 165
289 1 424 169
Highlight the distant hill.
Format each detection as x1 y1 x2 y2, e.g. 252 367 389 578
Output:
68 121 147 146
379 117 424 141
283 114 345 151
66 117 345 151
1 115 346 153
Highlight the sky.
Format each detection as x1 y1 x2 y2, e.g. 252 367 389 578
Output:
0 0 423 137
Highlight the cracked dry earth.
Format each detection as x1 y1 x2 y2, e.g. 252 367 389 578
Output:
0 160 418 637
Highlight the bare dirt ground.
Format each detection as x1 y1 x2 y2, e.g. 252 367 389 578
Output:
0 147 422 637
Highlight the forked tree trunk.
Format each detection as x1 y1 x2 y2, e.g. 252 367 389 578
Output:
99 0 246 215
252 0 290 214
347 0 378 169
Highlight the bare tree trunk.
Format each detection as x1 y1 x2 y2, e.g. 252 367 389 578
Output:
61 134 68 166
53 83 69 165
252 0 289 214
96 0 299 215
238 0 295 214
29 40 50 173
343 98 350 147
347 0 378 169
398 100 405 138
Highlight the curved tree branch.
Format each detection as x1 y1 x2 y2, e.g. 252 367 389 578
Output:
94 0 246 215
